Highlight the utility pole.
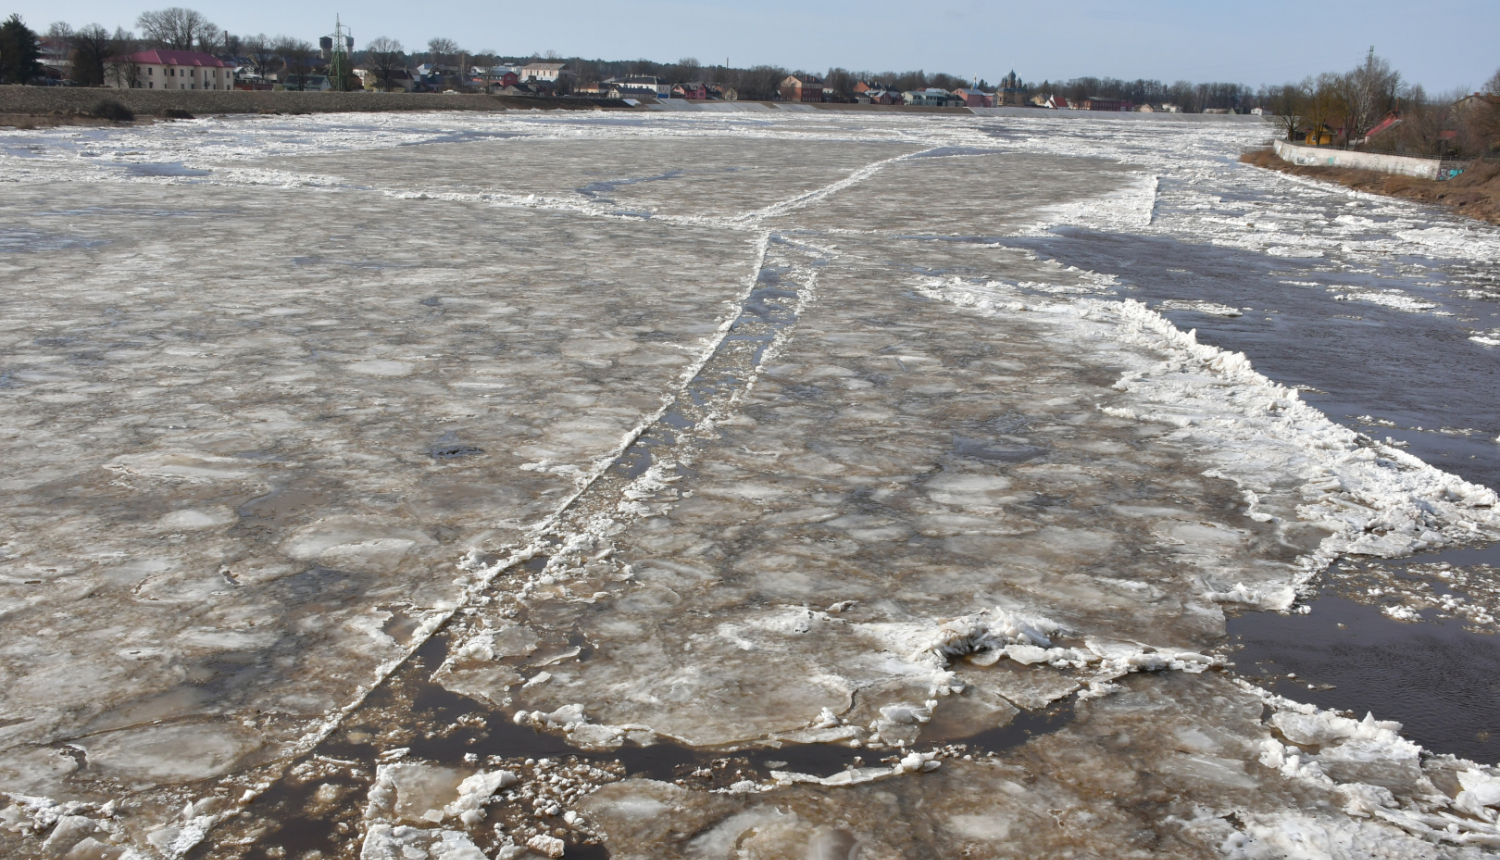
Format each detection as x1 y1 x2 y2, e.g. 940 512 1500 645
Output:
328 15 351 92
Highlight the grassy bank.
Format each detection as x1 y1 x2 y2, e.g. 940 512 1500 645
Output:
1242 147 1500 226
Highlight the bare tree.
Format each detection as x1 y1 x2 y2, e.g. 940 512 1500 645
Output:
426 37 459 66
136 7 218 51
68 24 115 86
104 28 141 88
1301 73 1343 145
1266 83 1303 141
365 36 404 91
274 37 316 90
1465 73 1500 155
671 56 701 83
1338 49 1402 146
242 33 279 80
45 21 73 42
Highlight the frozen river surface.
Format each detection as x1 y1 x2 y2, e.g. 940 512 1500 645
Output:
3 109 1500 859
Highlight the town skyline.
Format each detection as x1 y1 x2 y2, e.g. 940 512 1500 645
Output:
6 0 1497 94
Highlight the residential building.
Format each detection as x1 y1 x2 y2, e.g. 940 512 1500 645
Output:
780 75 824 102
1078 97 1132 111
903 88 959 107
355 67 417 92
39 37 72 77
951 88 994 108
520 62 569 82
856 89 901 106
106 50 235 90
673 81 709 100
609 76 671 99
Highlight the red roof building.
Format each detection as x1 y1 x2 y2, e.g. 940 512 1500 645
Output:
107 50 235 90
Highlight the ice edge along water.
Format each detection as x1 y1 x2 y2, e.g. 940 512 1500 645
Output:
919 275 1500 605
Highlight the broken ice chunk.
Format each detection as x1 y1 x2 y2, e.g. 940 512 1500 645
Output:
527 834 566 858
1004 644 1049 665
360 824 488 860
1457 769 1500 808
442 770 518 824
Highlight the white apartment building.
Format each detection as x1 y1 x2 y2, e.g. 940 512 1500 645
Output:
108 49 236 90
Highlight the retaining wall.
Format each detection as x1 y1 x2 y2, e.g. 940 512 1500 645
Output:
1273 138 1463 181
1 85 1275 124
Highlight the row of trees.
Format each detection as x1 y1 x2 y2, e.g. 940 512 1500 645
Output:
1264 51 1500 158
15 9 335 90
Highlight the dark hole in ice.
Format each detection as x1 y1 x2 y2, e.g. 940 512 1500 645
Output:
0 229 108 253
613 445 653 480
575 169 683 201
124 162 211 177
1025 494 1069 507
908 146 998 159
745 743 865 778
957 699 1077 750
418 296 442 307
429 444 484 460
1230 551 1500 764
952 436 1048 463
270 565 366 608
742 287 799 320
238 486 334 524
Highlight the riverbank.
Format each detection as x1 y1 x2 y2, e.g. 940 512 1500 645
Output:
1242 146 1500 226
0 86 632 119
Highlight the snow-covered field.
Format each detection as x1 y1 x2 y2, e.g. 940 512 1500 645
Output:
2 109 1499 859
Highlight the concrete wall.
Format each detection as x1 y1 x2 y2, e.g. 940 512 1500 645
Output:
1273 138 1456 181
0 85 624 116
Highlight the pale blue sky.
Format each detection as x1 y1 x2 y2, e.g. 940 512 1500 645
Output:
11 0 1498 93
